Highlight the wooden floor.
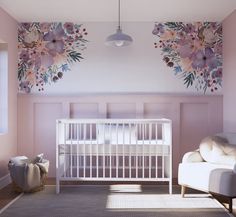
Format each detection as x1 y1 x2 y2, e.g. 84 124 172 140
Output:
0 184 20 210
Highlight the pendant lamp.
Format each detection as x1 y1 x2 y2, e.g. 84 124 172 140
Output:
105 0 133 47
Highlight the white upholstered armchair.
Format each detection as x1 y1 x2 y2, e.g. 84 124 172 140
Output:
178 133 236 213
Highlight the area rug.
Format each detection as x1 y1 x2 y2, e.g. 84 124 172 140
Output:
0 185 233 217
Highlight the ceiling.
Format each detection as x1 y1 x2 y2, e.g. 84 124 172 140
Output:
0 0 235 22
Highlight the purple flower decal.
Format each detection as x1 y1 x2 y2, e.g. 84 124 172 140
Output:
191 48 218 70
212 68 222 79
40 52 54 68
19 81 31 93
177 44 193 58
19 50 30 62
64 22 74 34
40 23 51 32
184 23 195 33
153 22 222 93
18 22 88 93
152 23 164 35
21 23 31 30
43 24 65 55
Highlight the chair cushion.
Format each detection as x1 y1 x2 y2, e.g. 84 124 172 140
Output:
178 162 233 192
199 136 236 165
209 168 236 197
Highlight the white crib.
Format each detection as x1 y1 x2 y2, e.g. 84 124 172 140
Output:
56 119 172 194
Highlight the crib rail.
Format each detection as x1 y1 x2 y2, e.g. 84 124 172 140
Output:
56 119 172 194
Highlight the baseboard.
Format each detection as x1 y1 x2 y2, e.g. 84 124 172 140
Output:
0 174 11 190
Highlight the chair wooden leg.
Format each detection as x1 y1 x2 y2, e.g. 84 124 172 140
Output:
229 197 233 213
181 185 186 197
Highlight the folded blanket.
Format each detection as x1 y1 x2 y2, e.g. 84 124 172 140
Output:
199 136 236 166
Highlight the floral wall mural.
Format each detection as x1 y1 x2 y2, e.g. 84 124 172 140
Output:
152 22 222 93
18 22 88 93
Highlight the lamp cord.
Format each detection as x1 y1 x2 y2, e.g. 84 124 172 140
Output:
118 0 121 30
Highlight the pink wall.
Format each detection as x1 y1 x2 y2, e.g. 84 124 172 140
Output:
0 8 18 178
223 10 236 132
0 6 225 182
18 94 223 178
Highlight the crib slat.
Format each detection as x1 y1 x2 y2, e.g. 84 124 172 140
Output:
155 123 158 178
77 124 79 178
136 124 138 178
149 123 151 178
90 123 92 178
162 124 164 179
169 123 173 194
122 123 125 178
142 123 144 178
70 123 73 178
64 123 66 177
83 123 86 178
129 123 131 178
109 123 112 178
103 123 105 178
56 121 60 194
96 124 99 178
116 123 118 178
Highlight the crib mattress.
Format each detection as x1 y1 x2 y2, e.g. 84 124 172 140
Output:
58 141 170 155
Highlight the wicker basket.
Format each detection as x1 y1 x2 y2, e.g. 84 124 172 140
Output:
11 174 47 193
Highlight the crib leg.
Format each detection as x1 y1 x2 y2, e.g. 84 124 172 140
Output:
56 179 60 194
169 180 172 194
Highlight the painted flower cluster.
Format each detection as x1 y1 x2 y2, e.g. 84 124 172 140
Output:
18 22 88 93
152 22 222 93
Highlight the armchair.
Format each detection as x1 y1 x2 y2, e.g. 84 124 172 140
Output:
178 133 236 212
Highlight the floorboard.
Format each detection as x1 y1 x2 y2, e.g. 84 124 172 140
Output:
0 184 21 210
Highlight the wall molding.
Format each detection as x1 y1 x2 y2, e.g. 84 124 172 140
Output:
18 94 223 178
0 174 11 190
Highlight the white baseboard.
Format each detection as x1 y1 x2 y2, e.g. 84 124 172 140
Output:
0 173 11 190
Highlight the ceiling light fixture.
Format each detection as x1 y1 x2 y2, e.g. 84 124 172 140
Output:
105 0 133 47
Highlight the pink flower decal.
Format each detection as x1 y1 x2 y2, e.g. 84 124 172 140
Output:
153 22 222 93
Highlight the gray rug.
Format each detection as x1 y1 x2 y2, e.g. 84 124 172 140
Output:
0 185 232 217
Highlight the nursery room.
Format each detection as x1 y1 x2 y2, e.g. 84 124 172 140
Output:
1 0 236 216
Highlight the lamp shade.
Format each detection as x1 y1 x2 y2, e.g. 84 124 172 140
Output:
105 28 133 47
